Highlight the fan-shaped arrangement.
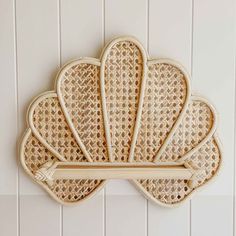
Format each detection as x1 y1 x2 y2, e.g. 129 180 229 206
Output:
20 36 221 206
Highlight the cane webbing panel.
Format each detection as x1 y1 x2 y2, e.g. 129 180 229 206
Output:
20 36 221 207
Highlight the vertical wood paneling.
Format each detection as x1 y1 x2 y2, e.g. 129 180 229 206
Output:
0 0 17 195
16 0 61 235
106 194 147 236
148 1 192 235
63 193 104 236
105 0 148 235
192 0 234 197
0 196 17 236
191 0 235 235
0 0 17 235
0 1 235 236
20 196 61 236
192 196 232 236
60 1 105 235
148 201 190 236
60 0 104 62
149 0 192 70
105 0 147 45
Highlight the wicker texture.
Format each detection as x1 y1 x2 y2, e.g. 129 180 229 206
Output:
20 36 221 206
23 130 104 203
32 95 86 162
59 64 108 162
24 132 57 172
51 179 102 203
104 41 143 162
137 138 220 204
158 99 214 162
134 63 188 162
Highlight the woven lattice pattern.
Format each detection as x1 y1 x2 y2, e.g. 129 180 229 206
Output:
134 63 188 162
23 131 103 203
51 179 102 203
138 138 220 204
60 64 108 162
20 37 221 206
185 138 220 187
138 179 191 203
104 41 143 162
159 100 214 162
24 132 58 172
32 96 86 162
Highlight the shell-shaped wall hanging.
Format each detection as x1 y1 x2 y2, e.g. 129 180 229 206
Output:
20 36 222 207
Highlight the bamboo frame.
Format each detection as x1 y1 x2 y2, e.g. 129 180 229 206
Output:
19 36 222 207
34 161 197 182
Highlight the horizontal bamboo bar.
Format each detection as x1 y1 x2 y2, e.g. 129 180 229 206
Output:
50 162 194 180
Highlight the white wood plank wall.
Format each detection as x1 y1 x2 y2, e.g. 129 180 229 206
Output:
0 0 235 235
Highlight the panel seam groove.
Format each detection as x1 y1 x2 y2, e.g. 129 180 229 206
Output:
13 0 20 235
190 1 194 235
146 1 149 235
233 0 236 232
58 1 63 235
103 1 106 236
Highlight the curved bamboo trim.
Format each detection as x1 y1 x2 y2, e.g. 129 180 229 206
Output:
19 36 222 207
34 161 198 182
56 58 101 163
132 134 222 208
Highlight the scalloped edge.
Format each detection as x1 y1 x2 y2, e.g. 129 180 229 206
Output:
19 36 221 206
28 91 68 162
19 128 107 206
131 134 222 208
176 95 218 163
56 58 101 162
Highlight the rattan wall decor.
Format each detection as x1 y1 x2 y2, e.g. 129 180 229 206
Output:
20 36 222 207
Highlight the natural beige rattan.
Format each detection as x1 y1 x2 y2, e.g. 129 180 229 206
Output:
20 36 221 207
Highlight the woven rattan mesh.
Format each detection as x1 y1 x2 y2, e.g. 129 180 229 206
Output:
51 179 102 203
134 63 188 162
104 41 143 162
138 138 220 204
24 133 57 172
20 37 221 206
60 64 108 162
158 99 214 162
32 96 86 162
23 132 103 203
